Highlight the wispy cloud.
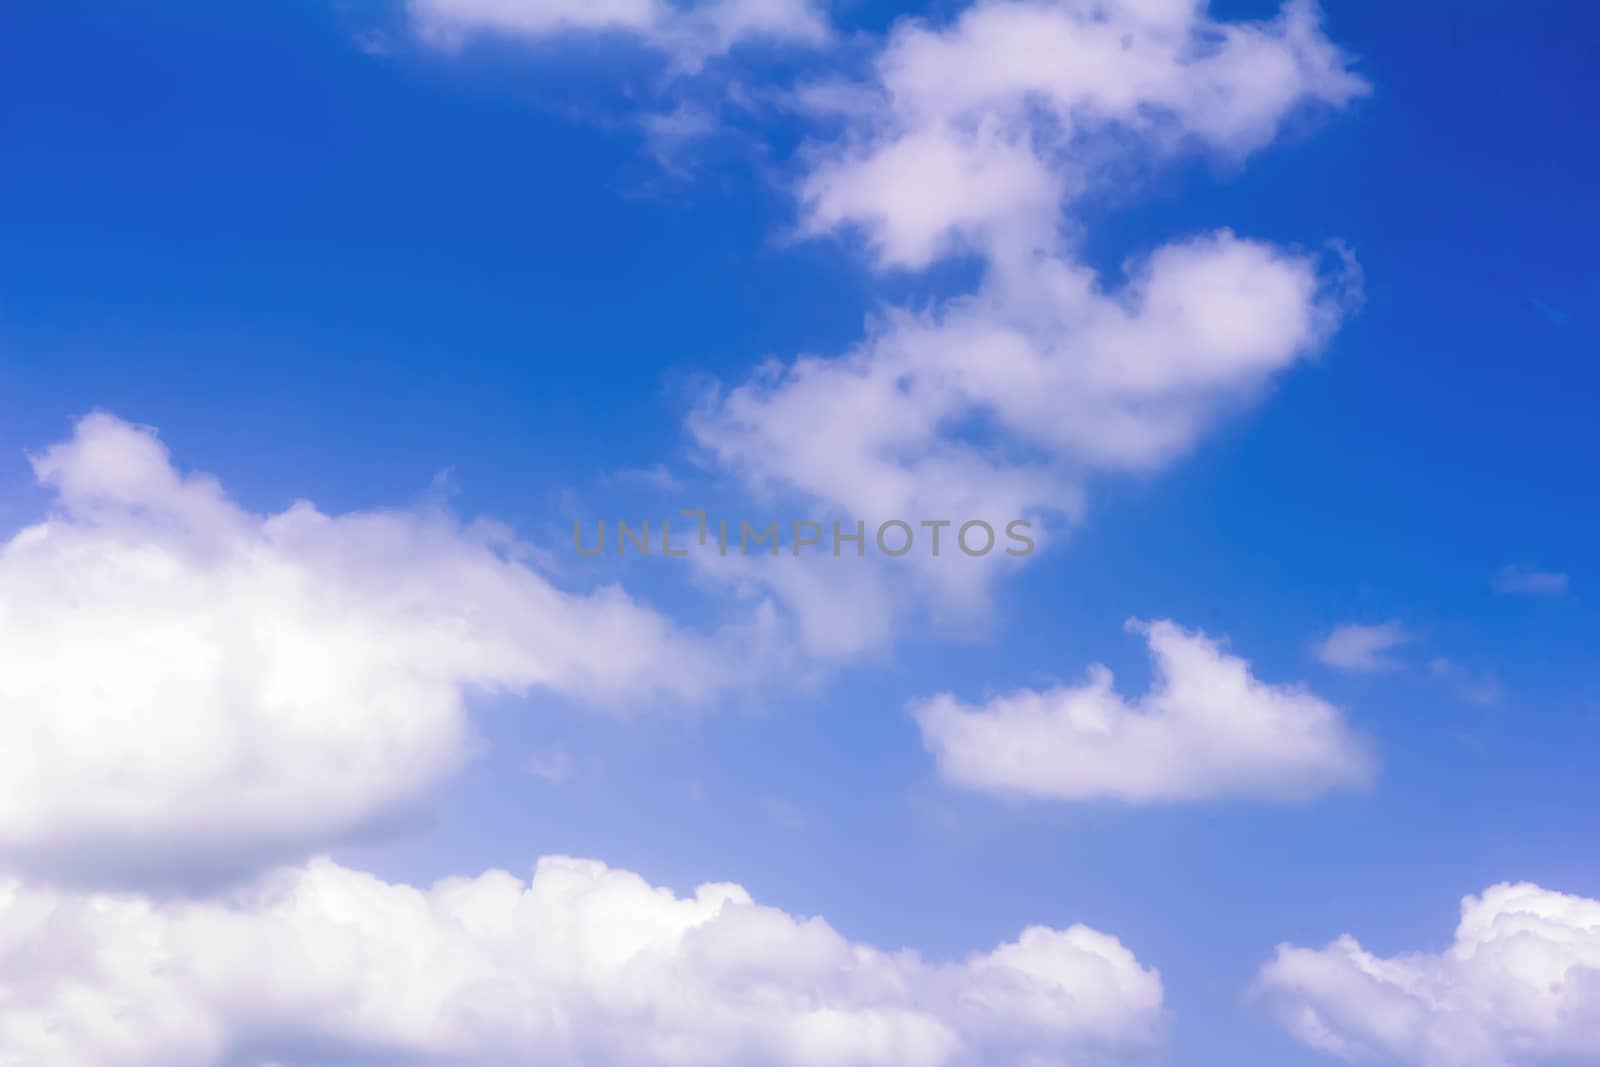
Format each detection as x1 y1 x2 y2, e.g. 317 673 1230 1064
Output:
1429 658 1503 708
604 463 685 492
406 0 830 71
1313 621 1410 673
760 795 808 830
1530 296 1570 326
527 749 574 783
1491 563 1569 597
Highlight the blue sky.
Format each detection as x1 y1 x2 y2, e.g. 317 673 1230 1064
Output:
2 2 1598 1066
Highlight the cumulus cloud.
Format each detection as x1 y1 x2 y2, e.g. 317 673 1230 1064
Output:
1314 621 1410 673
1256 881 1600 1065
913 619 1374 803
1491 563 1569 597
0 414 736 884
408 0 829 68
0 853 1164 1067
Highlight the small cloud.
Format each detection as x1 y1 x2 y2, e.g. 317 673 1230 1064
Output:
527 749 572 784
640 104 719 177
1491 564 1569 597
1314 621 1410 673
1429 658 1502 708
352 29 395 56
605 464 684 492
423 465 461 506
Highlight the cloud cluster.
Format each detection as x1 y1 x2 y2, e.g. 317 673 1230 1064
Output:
0 854 1163 1067
913 620 1374 803
1257 881 1600 1065
688 1 1366 646
0 414 730 882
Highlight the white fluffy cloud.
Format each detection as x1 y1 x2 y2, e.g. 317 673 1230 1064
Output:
1256 882 1600 1065
697 230 1342 511
408 0 828 67
0 414 732 882
0 853 1163 1067
913 619 1374 803
1314 621 1410 673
